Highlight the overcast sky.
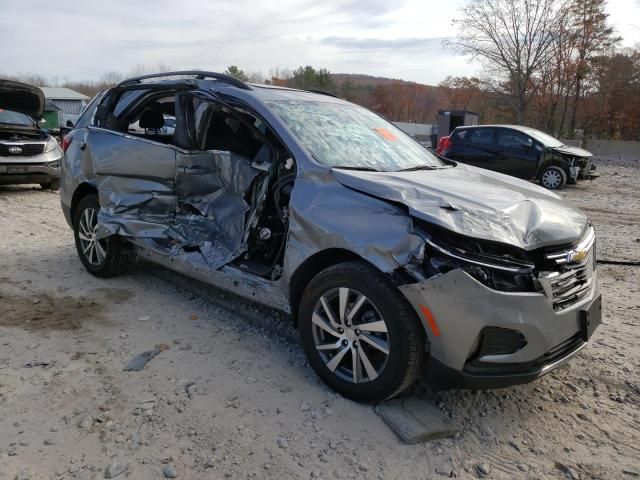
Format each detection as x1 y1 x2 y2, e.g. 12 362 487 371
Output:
1 0 639 85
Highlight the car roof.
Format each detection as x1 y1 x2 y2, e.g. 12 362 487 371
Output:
456 124 534 133
113 70 346 104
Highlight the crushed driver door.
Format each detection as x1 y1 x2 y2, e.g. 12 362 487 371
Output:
171 91 272 270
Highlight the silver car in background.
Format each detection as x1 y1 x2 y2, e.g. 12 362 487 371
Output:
0 80 62 189
60 71 601 402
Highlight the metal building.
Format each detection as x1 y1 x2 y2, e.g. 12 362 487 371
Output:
40 87 90 126
437 110 479 140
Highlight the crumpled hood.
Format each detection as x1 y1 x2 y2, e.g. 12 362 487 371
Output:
332 164 588 251
552 144 592 158
0 79 45 119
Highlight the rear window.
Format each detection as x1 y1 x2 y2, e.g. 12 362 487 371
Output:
451 129 468 143
468 128 494 145
75 92 104 128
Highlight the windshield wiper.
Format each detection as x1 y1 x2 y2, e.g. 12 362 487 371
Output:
332 165 380 172
395 165 442 172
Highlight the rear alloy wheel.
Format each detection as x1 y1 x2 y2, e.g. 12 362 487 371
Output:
78 206 107 266
539 166 567 190
73 194 131 277
299 261 423 402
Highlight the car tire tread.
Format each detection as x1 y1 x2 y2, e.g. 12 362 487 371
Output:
299 261 424 403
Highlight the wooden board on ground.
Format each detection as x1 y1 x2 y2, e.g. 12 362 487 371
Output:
375 397 458 444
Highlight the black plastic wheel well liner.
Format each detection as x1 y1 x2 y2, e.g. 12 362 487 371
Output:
288 248 371 324
71 182 98 220
539 157 571 176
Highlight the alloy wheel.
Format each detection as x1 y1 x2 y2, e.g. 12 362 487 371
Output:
311 287 390 383
542 168 563 189
77 207 107 266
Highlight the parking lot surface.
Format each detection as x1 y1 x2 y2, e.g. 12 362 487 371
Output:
0 157 638 479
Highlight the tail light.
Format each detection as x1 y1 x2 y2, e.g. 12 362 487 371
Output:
436 136 452 155
62 135 73 153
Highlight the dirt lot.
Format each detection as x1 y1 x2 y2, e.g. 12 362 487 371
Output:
0 158 638 480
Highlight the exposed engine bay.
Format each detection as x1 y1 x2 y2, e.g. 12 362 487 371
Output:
0 131 48 141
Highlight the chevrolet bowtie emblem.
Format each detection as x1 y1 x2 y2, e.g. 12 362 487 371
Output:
568 249 588 262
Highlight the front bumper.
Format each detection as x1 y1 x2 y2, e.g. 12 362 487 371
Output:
0 151 61 185
399 268 601 390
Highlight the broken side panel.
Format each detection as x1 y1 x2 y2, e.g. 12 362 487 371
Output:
173 149 262 270
283 173 425 280
88 127 177 239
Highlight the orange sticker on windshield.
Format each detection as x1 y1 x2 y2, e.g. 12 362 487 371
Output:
374 127 397 141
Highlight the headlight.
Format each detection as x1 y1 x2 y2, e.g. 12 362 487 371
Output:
423 235 539 293
44 137 60 153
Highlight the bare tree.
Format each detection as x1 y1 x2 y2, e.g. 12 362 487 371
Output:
567 0 620 134
246 71 264 83
450 0 567 122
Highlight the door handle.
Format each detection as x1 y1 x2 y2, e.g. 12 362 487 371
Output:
181 166 210 174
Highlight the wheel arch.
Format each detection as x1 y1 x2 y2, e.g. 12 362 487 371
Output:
71 182 98 221
288 248 381 325
538 155 571 177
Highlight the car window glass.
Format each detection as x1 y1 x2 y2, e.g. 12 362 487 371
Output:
498 130 532 149
521 127 563 147
75 93 104 128
122 95 178 145
266 100 444 171
113 90 149 117
452 130 467 143
202 107 264 160
468 129 494 145
0 110 34 126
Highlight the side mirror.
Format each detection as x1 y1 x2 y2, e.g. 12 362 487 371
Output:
38 119 47 127
66 120 75 128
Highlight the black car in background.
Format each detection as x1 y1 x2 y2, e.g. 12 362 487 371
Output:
438 125 598 189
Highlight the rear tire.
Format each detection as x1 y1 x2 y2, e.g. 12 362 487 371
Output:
539 165 567 190
73 194 131 277
40 178 60 190
299 261 424 402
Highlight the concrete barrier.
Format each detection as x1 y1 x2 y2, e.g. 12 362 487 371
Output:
561 139 640 157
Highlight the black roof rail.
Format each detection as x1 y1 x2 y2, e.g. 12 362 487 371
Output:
305 89 342 99
117 70 252 90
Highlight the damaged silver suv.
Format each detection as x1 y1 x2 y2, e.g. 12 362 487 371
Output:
60 71 601 402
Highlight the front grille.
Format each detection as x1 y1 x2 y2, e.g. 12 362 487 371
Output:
0 143 45 157
539 228 596 311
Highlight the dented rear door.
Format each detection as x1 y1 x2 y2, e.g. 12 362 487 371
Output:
88 127 177 238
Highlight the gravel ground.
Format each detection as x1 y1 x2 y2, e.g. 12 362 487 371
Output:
0 159 638 480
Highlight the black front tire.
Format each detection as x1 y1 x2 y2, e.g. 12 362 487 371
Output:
299 261 424 403
73 194 131 278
